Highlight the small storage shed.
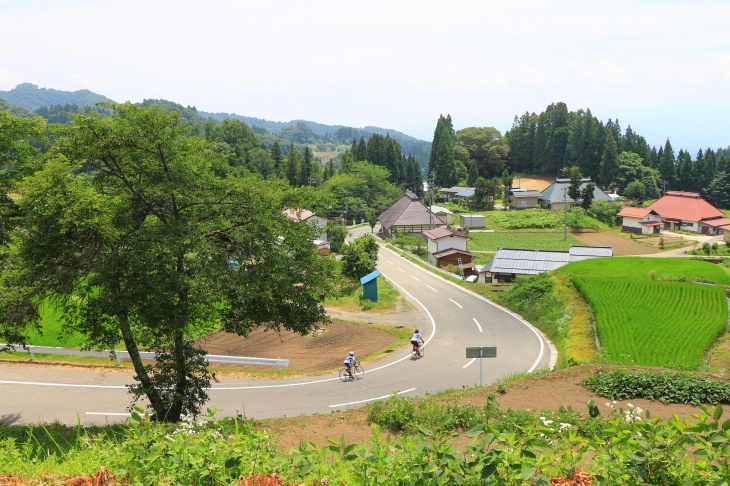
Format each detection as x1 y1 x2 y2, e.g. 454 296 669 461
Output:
459 214 486 228
360 269 381 302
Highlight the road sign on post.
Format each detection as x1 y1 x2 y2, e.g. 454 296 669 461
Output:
466 346 497 386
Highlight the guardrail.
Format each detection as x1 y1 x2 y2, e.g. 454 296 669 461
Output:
0 344 288 370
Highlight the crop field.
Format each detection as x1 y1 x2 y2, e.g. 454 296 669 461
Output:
556 256 730 285
468 231 583 251
489 208 567 229
573 276 728 368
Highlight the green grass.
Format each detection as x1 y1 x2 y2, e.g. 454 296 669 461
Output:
22 299 87 348
555 256 730 285
468 231 583 251
324 277 402 313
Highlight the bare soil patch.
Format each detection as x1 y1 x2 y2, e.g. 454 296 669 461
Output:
571 231 662 255
196 318 402 374
512 175 555 192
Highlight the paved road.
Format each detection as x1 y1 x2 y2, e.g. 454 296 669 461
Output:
0 230 555 426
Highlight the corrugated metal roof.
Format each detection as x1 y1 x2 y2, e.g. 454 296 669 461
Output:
454 188 475 197
423 227 469 240
486 246 612 275
569 246 613 258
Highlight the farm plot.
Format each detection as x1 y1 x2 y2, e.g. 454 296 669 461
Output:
573 276 728 368
468 231 583 252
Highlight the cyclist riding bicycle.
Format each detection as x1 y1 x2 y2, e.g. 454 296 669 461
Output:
411 329 424 357
343 351 356 377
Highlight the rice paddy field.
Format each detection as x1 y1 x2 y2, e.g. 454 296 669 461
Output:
557 257 730 369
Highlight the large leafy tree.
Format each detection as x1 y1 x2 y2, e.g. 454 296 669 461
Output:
455 126 509 179
0 108 47 245
0 103 330 422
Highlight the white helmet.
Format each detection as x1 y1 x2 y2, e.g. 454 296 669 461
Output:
349 351 354 356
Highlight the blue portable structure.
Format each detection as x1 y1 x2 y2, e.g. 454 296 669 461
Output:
359 269 381 302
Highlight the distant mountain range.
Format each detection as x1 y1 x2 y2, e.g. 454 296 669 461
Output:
0 83 431 167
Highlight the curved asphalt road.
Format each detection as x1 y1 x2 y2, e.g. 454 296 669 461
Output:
0 235 555 426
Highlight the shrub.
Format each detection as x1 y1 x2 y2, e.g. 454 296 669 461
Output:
582 370 730 405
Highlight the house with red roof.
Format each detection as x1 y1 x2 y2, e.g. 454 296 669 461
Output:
378 190 444 238
618 191 730 236
422 227 475 276
616 207 663 235
283 208 329 247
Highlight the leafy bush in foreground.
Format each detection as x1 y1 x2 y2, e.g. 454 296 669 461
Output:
3 401 730 485
582 370 730 405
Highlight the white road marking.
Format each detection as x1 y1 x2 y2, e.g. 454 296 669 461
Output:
0 380 126 389
329 388 416 408
449 298 463 308
463 358 476 369
86 412 130 416
411 276 421 281
398 267 405 272
426 285 438 292
387 260 394 264
473 318 483 332
384 246 550 373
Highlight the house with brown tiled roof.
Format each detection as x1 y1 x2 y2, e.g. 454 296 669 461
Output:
422 227 474 274
619 191 729 236
378 190 444 238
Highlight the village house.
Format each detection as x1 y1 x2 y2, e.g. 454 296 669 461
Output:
282 208 329 249
616 207 663 235
378 190 444 238
422 227 475 276
430 205 453 225
509 189 542 210
539 178 612 210
620 191 730 236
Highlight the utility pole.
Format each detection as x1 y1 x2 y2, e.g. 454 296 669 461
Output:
661 180 668 195
563 185 568 240
428 171 436 229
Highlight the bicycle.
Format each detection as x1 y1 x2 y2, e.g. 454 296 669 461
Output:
339 361 365 381
411 342 425 360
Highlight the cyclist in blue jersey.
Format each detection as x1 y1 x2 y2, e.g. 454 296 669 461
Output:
343 351 356 377
411 329 424 357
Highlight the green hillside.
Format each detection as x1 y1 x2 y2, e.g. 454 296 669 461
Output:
0 83 112 110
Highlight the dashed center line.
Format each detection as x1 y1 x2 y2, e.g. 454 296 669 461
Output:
398 268 405 272
449 298 462 308
426 285 438 292
411 276 421 281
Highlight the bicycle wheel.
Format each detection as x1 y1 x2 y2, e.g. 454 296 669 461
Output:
339 368 351 382
419 345 425 358
353 364 365 379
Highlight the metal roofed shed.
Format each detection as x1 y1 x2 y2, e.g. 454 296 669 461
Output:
360 269 381 301
479 246 612 283
459 213 486 228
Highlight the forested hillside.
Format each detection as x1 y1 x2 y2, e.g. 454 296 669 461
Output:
0 83 112 111
0 83 431 171
4 83 730 209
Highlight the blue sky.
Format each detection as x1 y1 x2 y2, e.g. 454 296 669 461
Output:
1 0 729 154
